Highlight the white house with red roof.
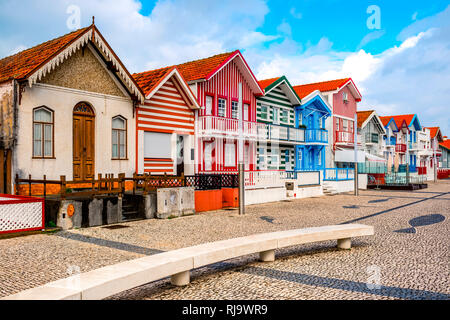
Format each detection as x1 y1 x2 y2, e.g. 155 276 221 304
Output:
0 23 145 193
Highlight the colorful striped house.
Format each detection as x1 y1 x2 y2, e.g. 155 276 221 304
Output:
133 67 200 175
293 78 363 170
172 51 264 173
256 76 302 171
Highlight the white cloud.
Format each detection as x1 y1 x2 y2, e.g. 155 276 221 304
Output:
1 1 448 134
290 7 302 20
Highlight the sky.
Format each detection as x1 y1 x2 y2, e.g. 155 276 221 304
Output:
0 0 449 134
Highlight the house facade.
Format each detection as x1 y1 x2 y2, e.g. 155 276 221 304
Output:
292 90 332 172
440 137 450 169
293 78 363 170
424 127 444 179
0 24 145 193
133 67 200 176
256 76 302 171
173 51 264 173
356 110 386 172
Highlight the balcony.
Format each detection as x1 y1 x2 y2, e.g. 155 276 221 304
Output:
335 130 355 144
259 124 306 143
409 141 418 150
305 129 328 144
395 143 407 153
197 116 266 140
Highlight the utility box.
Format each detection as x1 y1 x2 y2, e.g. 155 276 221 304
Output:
179 187 195 215
156 188 180 219
285 182 295 191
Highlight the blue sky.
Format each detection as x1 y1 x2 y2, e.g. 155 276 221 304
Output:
0 0 449 133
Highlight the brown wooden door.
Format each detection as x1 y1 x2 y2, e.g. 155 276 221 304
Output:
0 148 12 194
73 103 95 180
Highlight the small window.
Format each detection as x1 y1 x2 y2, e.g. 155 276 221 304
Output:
343 119 348 132
243 103 249 121
33 107 54 158
205 96 213 115
273 107 280 124
343 92 348 103
318 150 322 166
218 98 227 117
225 143 236 167
112 116 127 159
231 101 239 119
260 104 268 120
280 109 289 123
335 117 340 131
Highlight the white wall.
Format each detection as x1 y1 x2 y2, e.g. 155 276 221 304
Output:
15 84 136 180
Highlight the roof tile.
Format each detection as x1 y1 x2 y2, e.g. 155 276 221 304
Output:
0 27 91 83
293 78 351 99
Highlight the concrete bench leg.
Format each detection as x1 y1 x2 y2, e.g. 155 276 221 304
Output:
171 270 190 286
337 238 351 250
259 250 275 262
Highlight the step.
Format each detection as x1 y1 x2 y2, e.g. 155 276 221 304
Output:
122 211 139 216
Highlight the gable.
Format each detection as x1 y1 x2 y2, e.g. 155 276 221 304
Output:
257 85 295 125
137 76 195 135
39 45 126 97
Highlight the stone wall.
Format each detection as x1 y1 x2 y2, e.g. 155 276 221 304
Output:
39 45 126 98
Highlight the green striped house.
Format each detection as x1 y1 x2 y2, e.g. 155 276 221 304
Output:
256 76 302 171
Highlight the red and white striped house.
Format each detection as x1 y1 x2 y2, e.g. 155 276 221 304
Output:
133 67 200 175
174 50 264 173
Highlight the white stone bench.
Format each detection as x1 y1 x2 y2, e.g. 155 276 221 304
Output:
3 224 374 300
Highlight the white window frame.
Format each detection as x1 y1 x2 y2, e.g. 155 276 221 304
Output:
112 116 127 160
224 142 236 167
272 106 280 125
260 104 268 120
231 100 239 119
205 95 213 115
218 98 227 117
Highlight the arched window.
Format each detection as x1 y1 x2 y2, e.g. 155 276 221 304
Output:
33 106 54 158
112 116 127 159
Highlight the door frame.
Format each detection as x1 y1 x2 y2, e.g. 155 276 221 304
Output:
73 102 96 181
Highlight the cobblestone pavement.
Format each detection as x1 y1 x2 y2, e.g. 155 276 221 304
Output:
1 181 449 299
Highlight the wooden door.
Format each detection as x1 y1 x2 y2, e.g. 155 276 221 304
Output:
73 103 95 180
0 148 12 194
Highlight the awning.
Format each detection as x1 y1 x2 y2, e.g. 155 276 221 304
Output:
365 153 387 163
335 148 365 162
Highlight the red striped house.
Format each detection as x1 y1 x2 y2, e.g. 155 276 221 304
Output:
133 67 200 175
174 50 264 173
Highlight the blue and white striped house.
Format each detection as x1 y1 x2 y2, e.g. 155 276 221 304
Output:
293 90 332 172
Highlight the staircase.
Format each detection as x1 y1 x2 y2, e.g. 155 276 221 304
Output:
322 183 338 196
121 195 141 222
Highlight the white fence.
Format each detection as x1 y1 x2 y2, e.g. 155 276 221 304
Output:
296 171 321 186
245 170 291 189
0 194 44 234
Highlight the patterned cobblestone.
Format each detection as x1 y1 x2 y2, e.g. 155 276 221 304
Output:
1 180 449 299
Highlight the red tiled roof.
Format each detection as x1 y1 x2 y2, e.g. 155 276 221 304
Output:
133 66 174 96
258 77 280 91
391 114 415 129
174 51 237 82
424 127 440 139
293 78 351 99
356 110 374 128
379 116 393 127
0 27 91 83
440 139 450 151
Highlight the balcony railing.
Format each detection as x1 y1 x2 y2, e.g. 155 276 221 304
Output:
305 129 328 143
323 168 355 181
395 143 407 153
197 116 266 139
335 130 355 144
258 124 306 143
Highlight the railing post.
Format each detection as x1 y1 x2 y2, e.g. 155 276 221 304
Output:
60 176 66 200
15 173 19 195
28 174 32 196
43 175 47 199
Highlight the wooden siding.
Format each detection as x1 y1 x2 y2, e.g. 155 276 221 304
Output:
137 77 195 175
137 77 195 135
256 86 295 126
197 60 257 122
